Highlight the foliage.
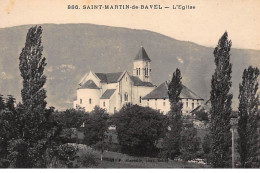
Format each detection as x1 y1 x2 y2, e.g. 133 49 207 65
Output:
53 108 88 129
237 66 260 168
210 32 233 168
7 139 32 168
114 104 167 157
164 68 183 159
180 123 201 161
77 150 98 167
0 94 5 111
195 110 209 122
83 106 109 146
202 133 212 163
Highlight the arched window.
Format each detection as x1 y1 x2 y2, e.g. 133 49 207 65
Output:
138 68 140 75
89 98 92 104
139 96 142 103
80 99 82 104
124 93 128 101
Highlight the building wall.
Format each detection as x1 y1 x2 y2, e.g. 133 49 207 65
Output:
142 98 203 115
100 99 110 112
118 72 132 109
74 88 101 112
132 86 155 105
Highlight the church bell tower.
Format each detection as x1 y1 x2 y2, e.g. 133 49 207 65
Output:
133 46 151 82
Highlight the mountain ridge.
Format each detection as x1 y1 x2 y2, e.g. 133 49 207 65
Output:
0 23 259 110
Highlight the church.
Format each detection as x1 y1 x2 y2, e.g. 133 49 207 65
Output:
73 47 204 115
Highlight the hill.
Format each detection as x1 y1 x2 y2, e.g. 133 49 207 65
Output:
0 24 259 110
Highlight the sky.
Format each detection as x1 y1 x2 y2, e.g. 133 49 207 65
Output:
0 0 260 50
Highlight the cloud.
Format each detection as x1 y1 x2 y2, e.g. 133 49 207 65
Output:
56 64 76 72
177 56 184 64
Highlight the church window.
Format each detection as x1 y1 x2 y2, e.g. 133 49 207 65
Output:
80 99 82 104
192 103 194 110
163 102 166 106
186 101 188 108
139 96 142 103
103 101 106 107
138 68 140 75
136 69 138 75
124 93 128 101
89 98 92 104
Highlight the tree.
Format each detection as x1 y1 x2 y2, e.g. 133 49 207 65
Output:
237 66 260 168
210 32 233 168
19 25 47 143
195 110 209 122
180 123 201 161
83 106 109 146
202 133 212 163
5 95 16 113
83 106 109 160
0 94 5 111
115 104 167 157
9 25 52 167
164 68 183 159
53 108 87 129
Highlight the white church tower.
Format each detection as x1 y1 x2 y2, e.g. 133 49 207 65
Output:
133 46 152 82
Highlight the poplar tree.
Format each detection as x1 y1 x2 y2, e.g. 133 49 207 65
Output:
19 25 47 143
165 68 183 159
238 66 260 168
210 32 233 168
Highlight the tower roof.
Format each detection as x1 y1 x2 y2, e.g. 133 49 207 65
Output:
134 46 151 62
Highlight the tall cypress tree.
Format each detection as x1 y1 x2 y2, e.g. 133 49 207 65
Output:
210 32 233 168
165 68 183 159
19 26 47 143
238 66 260 168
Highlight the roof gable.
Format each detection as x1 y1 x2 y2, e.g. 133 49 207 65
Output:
79 80 99 89
143 81 203 100
134 46 151 62
100 89 116 99
95 72 123 83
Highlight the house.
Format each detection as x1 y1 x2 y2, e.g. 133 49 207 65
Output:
74 46 204 115
142 81 204 115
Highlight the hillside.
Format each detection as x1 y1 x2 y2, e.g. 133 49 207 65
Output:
0 24 259 110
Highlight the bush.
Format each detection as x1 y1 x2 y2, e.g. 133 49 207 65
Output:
114 104 167 157
77 150 98 167
195 110 209 122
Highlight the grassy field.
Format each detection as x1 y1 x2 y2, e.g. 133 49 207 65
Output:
90 150 209 168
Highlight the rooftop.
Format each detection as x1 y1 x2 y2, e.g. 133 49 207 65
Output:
100 89 116 99
142 81 203 100
134 46 151 62
79 80 99 89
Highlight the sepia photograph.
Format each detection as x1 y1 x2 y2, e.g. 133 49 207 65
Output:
0 0 259 169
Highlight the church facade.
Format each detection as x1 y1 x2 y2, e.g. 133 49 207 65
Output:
74 47 204 115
